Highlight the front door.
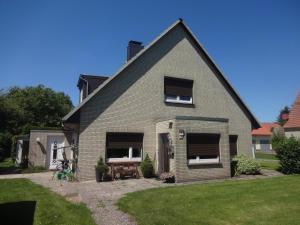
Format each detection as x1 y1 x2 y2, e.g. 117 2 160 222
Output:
48 136 65 170
158 133 170 174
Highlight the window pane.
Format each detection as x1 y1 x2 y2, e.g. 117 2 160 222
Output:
164 77 193 97
165 95 177 100
187 133 220 159
107 148 129 158
179 96 191 101
260 140 270 145
132 148 141 157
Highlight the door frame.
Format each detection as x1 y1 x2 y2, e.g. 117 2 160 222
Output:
47 135 65 170
158 133 170 175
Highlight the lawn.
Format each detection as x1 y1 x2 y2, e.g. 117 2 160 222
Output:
118 175 300 225
255 152 278 160
0 158 46 174
259 160 281 170
0 179 96 225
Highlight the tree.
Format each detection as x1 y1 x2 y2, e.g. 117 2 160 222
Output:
0 85 73 157
277 106 290 126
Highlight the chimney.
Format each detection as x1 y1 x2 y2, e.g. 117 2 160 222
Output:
127 40 144 61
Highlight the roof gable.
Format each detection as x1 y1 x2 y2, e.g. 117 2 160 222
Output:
63 19 260 129
284 91 300 129
252 122 280 136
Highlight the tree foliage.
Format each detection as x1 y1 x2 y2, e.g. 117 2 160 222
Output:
0 85 73 157
277 106 290 126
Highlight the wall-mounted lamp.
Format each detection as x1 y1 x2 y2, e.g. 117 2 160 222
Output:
179 129 185 140
36 137 40 143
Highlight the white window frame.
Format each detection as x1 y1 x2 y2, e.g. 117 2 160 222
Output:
80 88 84 103
188 156 220 165
165 95 193 104
107 147 142 163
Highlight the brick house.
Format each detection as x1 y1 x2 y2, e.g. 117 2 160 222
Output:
251 123 280 152
63 19 260 182
284 91 300 138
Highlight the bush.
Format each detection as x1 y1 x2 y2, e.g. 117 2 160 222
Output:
233 154 261 176
271 128 286 151
140 154 154 178
274 136 300 174
95 157 109 182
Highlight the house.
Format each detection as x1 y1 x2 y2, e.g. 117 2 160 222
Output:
251 123 280 152
63 19 260 182
15 129 74 170
284 91 300 138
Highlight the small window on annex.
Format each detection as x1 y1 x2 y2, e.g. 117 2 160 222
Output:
164 77 193 104
187 133 220 165
106 133 143 163
229 135 238 157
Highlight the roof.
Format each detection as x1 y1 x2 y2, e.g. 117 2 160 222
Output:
63 19 260 129
252 122 280 136
77 74 109 94
284 91 300 129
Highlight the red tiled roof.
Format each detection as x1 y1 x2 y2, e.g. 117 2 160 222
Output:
284 91 300 129
252 122 280 136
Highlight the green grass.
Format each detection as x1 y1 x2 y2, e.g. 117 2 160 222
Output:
255 152 278 160
0 179 96 225
259 160 281 171
0 158 15 168
118 175 300 225
0 158 47 174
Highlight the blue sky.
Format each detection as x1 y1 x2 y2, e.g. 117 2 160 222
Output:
0 0 299 122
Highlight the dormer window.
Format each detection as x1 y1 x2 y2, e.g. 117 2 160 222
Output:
164 77 193 104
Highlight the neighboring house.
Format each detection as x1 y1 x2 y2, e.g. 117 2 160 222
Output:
251 123 280 152
63 19 260 182
15 129 75 170
284 91 300 138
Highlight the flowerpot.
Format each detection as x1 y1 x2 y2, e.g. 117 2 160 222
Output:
95 169 103 182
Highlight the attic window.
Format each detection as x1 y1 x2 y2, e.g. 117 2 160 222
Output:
164 77 193 104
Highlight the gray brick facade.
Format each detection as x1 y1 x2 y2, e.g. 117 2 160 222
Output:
73 23 255 182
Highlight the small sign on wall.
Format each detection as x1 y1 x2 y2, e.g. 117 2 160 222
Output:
179 129 185 140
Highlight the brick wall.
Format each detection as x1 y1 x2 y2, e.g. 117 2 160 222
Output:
77 24 252 180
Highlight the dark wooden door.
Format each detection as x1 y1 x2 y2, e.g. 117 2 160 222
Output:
159 133 170 174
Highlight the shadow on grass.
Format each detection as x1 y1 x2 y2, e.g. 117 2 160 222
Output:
0 201 36 225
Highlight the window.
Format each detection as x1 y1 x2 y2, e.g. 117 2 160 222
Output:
260 139 270 145
106 133 143 162
164 77 193 104
229 135 238 156
187 133 220 165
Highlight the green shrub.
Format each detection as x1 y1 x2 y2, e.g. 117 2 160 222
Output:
233 154 261 176
140 154 154 178
271 129 286 151
274 136 300 174
95 157 109 174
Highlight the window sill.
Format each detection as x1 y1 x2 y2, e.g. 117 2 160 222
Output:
164 101 195 108
188 162 221 166
107 158 141 163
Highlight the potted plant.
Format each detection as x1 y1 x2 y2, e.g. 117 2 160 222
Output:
95 157 109 182
140 154 154 178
